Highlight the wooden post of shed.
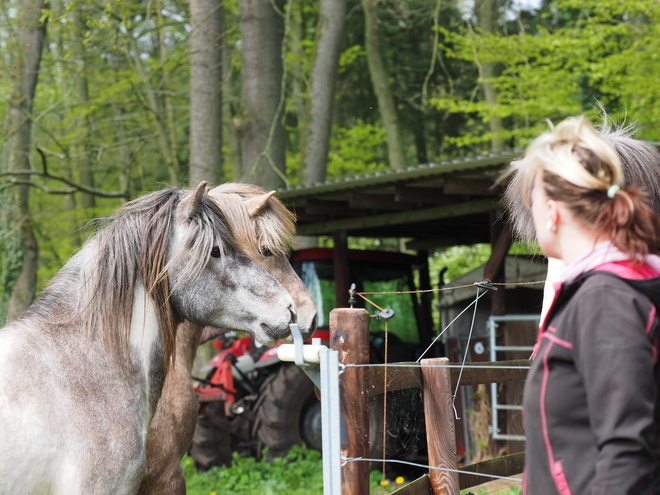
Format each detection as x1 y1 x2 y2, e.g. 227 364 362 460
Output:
330 308 370 495
333 230 350 309
421 357 459 494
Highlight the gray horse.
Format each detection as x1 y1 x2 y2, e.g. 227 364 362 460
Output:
0 183 298 494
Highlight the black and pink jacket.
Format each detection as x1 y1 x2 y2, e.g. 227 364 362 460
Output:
523 245 660 494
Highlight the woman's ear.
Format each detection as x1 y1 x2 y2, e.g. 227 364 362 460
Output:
547 199 559 232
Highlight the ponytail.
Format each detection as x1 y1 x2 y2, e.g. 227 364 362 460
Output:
598 187 660 262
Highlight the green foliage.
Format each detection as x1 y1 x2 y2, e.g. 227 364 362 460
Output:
183 447 324 495
183 446 414 495
461 486 521 495
327 121 388 179
432 0 660 147
430 244 492 285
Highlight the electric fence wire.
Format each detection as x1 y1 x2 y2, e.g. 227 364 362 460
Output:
349 280 535 488
341 456 523 483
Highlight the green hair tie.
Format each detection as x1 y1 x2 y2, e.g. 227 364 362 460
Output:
607 185 620 198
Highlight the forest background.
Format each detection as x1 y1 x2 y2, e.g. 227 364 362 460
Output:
1 0 659 324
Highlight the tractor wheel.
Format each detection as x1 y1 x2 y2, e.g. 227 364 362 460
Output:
189 400 234 471
253 363 321 460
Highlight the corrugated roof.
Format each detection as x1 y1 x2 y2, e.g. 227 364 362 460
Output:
277 149 522 245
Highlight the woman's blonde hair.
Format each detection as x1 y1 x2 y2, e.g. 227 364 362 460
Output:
507 116 660 261
515 116 623 209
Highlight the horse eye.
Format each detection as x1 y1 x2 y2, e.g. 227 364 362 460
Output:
210 246 221 258
259 247 273 257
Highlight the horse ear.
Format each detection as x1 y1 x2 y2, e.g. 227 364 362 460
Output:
245 190 276 217
180 181 208 220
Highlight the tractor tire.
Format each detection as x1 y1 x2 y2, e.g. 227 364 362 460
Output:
189 400 234 471
253 363 321 460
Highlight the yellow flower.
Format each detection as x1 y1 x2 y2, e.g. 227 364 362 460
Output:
210 492 217 495
186 460 193 466
395 476 405 484
380 479 389 486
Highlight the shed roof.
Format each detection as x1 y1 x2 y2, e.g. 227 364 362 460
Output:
278 149 522 248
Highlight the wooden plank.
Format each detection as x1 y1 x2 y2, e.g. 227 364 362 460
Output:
367 363 422 395
448 359 530 386
349 193 412 210
444 178 501 196
330 308 371 495
458 453 525 490
305 199 353 215
366 360 530 396
421 358 459 494
395 186 455 204
296 199 499 235
333 231 350 308
391 474 434 495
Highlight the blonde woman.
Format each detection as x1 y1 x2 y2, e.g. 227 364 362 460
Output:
508 117 660 494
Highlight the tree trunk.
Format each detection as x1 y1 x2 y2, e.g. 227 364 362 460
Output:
189 0 224 186
4 0 47 322
238 0 286 190
221 19 242 181
126 34 180 185
362 0 406 170
476 0 504 153
302 0 347 185
71 5 95 210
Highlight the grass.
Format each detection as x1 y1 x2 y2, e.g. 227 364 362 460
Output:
183 446 410 495
183 446 521 495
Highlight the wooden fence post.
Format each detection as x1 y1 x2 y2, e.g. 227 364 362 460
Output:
421 357 459 495
330 308 370 495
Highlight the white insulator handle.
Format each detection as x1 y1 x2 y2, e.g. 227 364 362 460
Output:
277 344 328 364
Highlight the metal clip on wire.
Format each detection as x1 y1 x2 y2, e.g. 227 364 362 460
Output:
373 308 395 320
348 283 356 308
474 279 497 291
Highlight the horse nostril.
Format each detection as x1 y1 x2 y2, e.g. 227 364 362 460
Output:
288 305 297 323
310 314 318 332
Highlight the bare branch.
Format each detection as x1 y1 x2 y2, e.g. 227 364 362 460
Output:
0 146 129 199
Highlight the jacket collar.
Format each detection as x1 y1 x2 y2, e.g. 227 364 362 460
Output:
563 241 660 284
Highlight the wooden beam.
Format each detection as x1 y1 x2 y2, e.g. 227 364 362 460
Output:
458 453 524 490
304 199 353 216
333 230 350 308
395 186 455 203
366 360 530 396
444 178 500 196
349 193 411 210
296 199 499 235
421 357 459 494
330 308 371 495
391 474 433 494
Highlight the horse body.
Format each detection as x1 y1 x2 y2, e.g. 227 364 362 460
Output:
138 183 318 495
0 184 296 495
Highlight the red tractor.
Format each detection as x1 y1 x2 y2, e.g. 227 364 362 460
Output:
190 248 436 469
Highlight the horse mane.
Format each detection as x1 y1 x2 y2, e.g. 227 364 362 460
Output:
23 188 235 373
210 183 296 254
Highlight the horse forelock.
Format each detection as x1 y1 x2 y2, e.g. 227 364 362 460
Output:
211 183 296 255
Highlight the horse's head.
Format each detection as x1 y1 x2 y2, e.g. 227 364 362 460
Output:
167 182 297 345
208 183 318 342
